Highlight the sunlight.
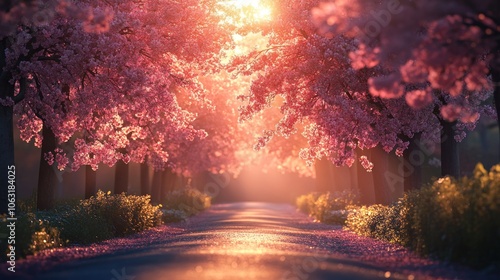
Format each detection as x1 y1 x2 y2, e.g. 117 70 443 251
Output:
221 0 272 23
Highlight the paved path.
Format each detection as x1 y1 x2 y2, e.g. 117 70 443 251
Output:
3 202 496 279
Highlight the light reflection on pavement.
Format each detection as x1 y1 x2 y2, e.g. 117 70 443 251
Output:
30 202 486 280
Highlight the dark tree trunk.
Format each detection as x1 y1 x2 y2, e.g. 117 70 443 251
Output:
371 147 391 204
192 172 202 191
477 123 491 168
403 134 423 192
37 125 58 210
160 168 175 202
161 168 176 194
192 171 210 191
0 103 14 214
356 149 374 205
85 165 97 199
314 158 333 193
151 169 162 203
140 162 150 196
440 120 460 177
0 39 14 214
114 149 129 194
491 68 500 163
180 176 191 189
174 173 185 191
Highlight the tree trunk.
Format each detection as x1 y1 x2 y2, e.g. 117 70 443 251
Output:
184 176 190 189
440 120 460 177
170 171 180 192
192 171 211 191
491 68 500 164
140 162 150 196
0 39 14 214
151 169 162 203
191 172 201 190
37 125 58 210
160 168 175 202
356 149 375 205
0 104 14 214
85 165 97 199
114 150 129 194
371 147 391 204
477 122 492 168
160 169 166 202
314 158 333 193
0 94 14 214
403 134 423 192
349 163 358 194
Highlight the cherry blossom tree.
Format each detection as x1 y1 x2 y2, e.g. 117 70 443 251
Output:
0 0 72 214
0 0 234 210
311 0 499 171
229 0 444 196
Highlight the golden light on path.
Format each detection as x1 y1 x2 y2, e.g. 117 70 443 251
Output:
213 231 282 255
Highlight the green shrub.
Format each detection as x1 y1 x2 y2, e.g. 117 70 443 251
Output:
89 191 163 236
28 218 65 254
2 191 163 258
162 209 189 223
18 192 37 213
296 192 321 214
296 191 358 224
164 188 211 216
54 191 162 244
55 204 114 245
322 209 351 225
345 205 385 236
345 163 500 268
0 213 65 261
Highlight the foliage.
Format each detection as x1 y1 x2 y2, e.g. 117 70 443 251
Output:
345 163 500 268
17 191 38 213
296 192 321 214
0 213 65 262
227 0 456 172
90 191 158 237
296 191 358 224
1 189 208 260
161 209 189 223
53 203 114 245
164 188 211 217
1 0 236 178
47 191 161 244
27 217 65 256
322 209 351 225
312 0 497 122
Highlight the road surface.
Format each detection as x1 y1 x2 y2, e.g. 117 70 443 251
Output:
3 202 495 279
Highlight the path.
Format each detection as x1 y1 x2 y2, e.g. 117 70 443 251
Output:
3 202 495 279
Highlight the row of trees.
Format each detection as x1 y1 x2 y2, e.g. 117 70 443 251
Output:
228 0 498 198
0 0 241 211
1 0 499 211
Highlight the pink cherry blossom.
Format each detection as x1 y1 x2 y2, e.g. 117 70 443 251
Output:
405 89 433 110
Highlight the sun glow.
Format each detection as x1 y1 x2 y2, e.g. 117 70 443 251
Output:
223 0 272 23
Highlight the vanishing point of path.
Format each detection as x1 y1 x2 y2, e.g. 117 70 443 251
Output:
3 202 497 280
